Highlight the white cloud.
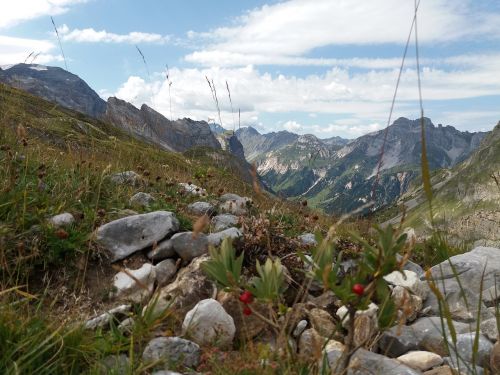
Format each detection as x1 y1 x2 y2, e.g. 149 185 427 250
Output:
283 120 303 132
185 0 500 67
0 0 87 28
59 25 170 44
0 35 62 65
110 52 500 137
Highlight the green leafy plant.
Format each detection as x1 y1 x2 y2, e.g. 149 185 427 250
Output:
201 238 244 289
248 258 285 301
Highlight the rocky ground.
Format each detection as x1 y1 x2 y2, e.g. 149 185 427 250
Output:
66 172 500 375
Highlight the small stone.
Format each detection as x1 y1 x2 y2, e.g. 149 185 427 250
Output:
154 259 177 287
217 291 267 340
480 317 499 342
323 339 345 372
491 341 500 374
353 313 377 347
218 197 251 216
111 263 156 303
170 232 208 262
392 285 423 322
293 320 308 338
423 365 454 375
482 285 500 307
308 308 336 338
219 193 243 202
142 337 201 369
129 192 155 207
110 171 141 185
211 214 239 232
151 255 215 317
207 227 243 247
48 212 75 227
298 233 317 247
99 354 130 374
84 304 131 330
179 183 206 196
336 303 378 328
96 211 179 261
187 202 215 216
298 328 327 359
182 298 235 348
384 270 429 300
118 317 135 333
450 332 493 367
397 351 444 371
349 348 421 374
147 239 175 261
442 356 485 375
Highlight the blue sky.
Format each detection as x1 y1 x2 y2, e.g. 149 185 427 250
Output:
1 0 500 138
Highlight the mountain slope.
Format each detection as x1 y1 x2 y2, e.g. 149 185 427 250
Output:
0 63 107 118
385 121 500 246
238 118 487 215
105 97 221 153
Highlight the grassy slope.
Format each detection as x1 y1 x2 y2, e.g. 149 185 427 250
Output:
380 122 500 246
0 83 338 374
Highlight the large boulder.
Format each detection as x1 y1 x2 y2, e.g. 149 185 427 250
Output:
218 195 251 216
142 337 201 369
170 232 208 262
450 332 493 368
424 246 500 321
96 211 179 261
182 298 235 348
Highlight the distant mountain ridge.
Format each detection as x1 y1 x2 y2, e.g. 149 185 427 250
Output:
0 63 106 118
384 121 500 246
0 63 248 159
236 118 488 214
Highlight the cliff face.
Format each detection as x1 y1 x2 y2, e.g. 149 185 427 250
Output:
105 97 221 152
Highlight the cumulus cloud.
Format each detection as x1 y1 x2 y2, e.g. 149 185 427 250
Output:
0 0 87 28
185 0 500 67
0 35 62 65
58 25 170 44
110 51 500 137
283 120 303 132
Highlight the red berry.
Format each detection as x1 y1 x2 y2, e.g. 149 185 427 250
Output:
239 290 254 304
352 283 365 296
243 306 252 316
55 229 69 239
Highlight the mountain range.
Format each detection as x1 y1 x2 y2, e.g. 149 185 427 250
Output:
0 63 496 225
236 118 488 214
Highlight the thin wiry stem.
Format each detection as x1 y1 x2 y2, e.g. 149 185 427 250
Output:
50 17 68 71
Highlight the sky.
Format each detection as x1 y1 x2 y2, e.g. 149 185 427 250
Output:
1 0 500 138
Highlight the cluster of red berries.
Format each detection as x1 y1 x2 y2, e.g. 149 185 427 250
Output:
239 290 253 316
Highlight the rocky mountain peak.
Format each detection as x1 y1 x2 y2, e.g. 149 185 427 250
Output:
0 63 106 118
